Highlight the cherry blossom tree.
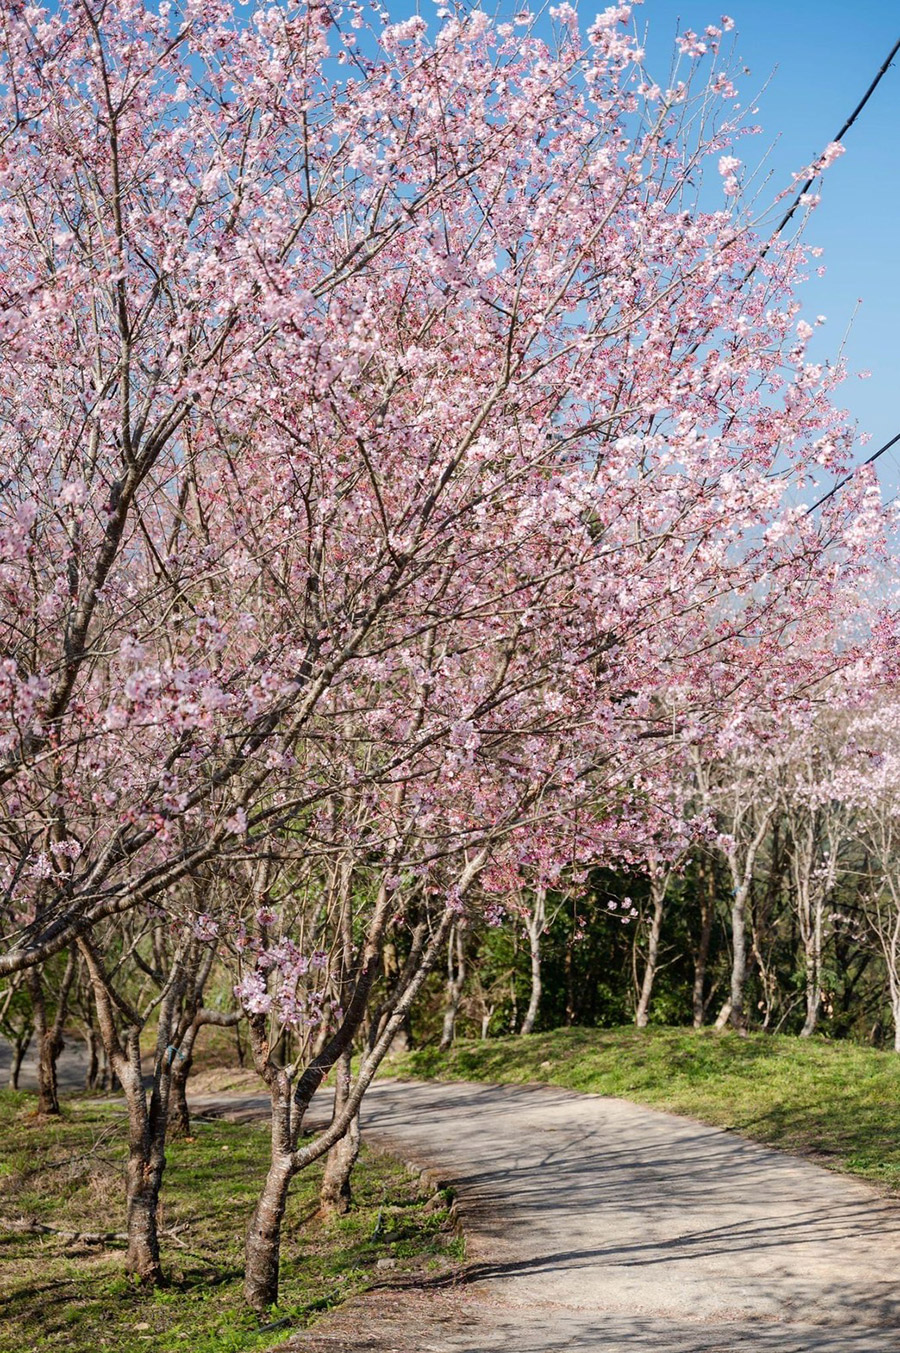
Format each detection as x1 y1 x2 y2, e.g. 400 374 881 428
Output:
0 0 879 982
0 0 896 1301
779 721 852 1037
691 736 782 1032
625 770 704 1028
832 699 900 1050
76 900 239 1282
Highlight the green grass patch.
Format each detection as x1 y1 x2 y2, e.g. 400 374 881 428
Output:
394 1026 900 1191
0 1090 460 1353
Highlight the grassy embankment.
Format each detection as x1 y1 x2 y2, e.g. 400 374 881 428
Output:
394 1025 900 1192
0 1090 460 1353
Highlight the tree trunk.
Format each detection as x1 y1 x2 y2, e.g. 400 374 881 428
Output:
98 1044 112 1092
84 1024 99 1091
320 1114 360 1216
799 873 827 1038
27 968 59 1115
564 934 576 1026
729 884 749 1033
320 1050 360 1216
168 1018 201 1138
168 1050 193 1137
120 1038 167 1285
242 870 478 1313
27 951 77 1115
886 940 900 1054
692 861 714 1028
242 1039 303 1313
718 810 770 1036
9 1032 31 1089
800 921 822 1038
245 1069 296 1308
439 923 466 1051
244 1150 294 1311
77 936 173 1287
635 873 666 1028
520 887 546 1036
167 1007 241 1135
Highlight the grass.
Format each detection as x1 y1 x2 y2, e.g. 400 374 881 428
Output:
393 1025 900 1192
0 1090 461 1353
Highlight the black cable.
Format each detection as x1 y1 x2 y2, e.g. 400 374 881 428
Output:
765 34 900 262
808 431 900 514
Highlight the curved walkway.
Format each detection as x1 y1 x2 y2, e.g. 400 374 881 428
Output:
7 1045 900 1350
336 1078 900 1352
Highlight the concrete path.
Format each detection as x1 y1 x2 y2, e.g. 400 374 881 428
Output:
334 1078 900 1353
7 1043 900 1350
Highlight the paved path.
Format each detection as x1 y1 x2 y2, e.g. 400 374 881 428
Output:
7 1044 900 1350
329 1078 900 1353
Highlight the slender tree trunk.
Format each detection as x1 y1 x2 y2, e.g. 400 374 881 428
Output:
509 927 519 1033
439 923 466 1051
717 809 771 1035
320 1049 360 1216
789 807 840 1041
243 867 479 1313
84 1023 99 1090
49 950 75 1098
27 968 56 1113
692 860 714 1028
27 951 77 1114
120 1046 164 1283
888 951 900 1053
167 946 240 1137
635 874 666 1029
800 906 823 1038
110 1024 173 1285
729 884 748 1032
320 1115 360 1217
321 859 361 1215
245 1070 296 1312
98 1043 111 1091
168 1043 194 1137
520 887 546 1036
9 1032 31 1089
77 936 175 1287
798 844 834 1039
245 1152 295 1311
564 934 576 1026
169 1009 242 1135
886 929 900 1054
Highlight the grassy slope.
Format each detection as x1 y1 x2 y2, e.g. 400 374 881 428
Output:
394 1026 900 1192
0 1091 460 1353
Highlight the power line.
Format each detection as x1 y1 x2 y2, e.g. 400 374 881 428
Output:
808 431 900 514
765 34 900 262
